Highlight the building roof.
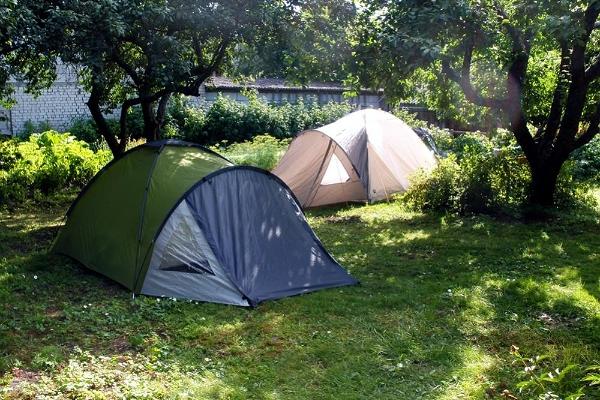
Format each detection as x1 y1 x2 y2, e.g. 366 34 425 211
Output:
205 76 383 95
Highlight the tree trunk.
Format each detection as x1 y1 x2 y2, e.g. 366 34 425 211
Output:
529 161 562 208
87 87 125 157
141 101 159 142
140 94 172 143
155 93 172 138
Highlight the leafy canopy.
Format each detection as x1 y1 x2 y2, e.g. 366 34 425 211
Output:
49 0 289 154
0 0 60 106
352 0 600 128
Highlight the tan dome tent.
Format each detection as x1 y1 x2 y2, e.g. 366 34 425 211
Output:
53 140 357 306
272 109 437 208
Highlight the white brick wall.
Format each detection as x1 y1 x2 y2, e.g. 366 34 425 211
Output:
0 64 89 135
0 64 385 136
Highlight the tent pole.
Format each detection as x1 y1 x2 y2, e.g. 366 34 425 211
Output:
305 139 334 207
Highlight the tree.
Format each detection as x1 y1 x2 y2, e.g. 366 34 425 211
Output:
0 1 60 106
54 0 286 156
231 0 356 84
353 0 600 207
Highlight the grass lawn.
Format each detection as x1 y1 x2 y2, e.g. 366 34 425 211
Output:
0 195 599 399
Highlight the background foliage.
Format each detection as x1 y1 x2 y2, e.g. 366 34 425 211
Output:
0 132 110 204
210 135 290 171
67 91 352 147
14 106 599 214
403 126 598 215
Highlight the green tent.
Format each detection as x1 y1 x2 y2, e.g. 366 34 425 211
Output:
53 140 356 306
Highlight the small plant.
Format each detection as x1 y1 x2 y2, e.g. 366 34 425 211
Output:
20 120 54 138
30 346 65 371
510 346 600 399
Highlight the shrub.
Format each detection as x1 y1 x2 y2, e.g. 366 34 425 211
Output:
67 118 106 151
164 96 207 142
571 135 600 184
0 131 110 204
396 109 596 214
404 143 533 214
211 135 290 171
403 139 595 215
67 107 146 151
403 155 463 212
20 120 54 138
446 133 493 159
64 92 353 148
158 91 353 144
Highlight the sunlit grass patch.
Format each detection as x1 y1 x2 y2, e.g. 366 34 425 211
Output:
1 192 599 399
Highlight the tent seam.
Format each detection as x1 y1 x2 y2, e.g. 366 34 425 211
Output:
132 145 164 291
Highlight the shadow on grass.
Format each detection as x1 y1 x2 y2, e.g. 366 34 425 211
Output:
1 200 599 398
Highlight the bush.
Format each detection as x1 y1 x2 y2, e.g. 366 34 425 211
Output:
64 91 353 148
396 109 597 214
571 135 600 184
161 91 353 144
403 155 463 212
67 107 147 151
67 118 107 151
398 109 529 214
403 142 535 214
211 135 290 171
403 138 595 215
0 131 111 204
20 120 54 138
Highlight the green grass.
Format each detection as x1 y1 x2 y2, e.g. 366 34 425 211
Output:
1 197 599 399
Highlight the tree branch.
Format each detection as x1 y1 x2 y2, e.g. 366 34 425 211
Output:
209 38 230 71
493 9 538 163
112 51 143 87
542 42 570 141
87 80 122 156
118 97 141 147
574 102 600 149
492 2 528 54
555 0 600 154
584 2 600 82
586 57 600 82
178 37 231 96
441 53 506 110
155 93 171 130
585 0 600 34
0 43 22 57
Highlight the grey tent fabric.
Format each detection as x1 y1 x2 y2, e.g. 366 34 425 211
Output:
184 167 357 305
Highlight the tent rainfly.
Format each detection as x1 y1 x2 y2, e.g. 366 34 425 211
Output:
273 109 438 208
52 140 357 306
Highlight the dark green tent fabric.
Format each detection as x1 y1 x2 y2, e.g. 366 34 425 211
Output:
53 142 231 289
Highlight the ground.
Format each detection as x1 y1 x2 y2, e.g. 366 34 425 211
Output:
0 195 599 399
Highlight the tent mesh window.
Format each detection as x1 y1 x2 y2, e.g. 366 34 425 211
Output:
158 216 214 275
320 154 350 185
